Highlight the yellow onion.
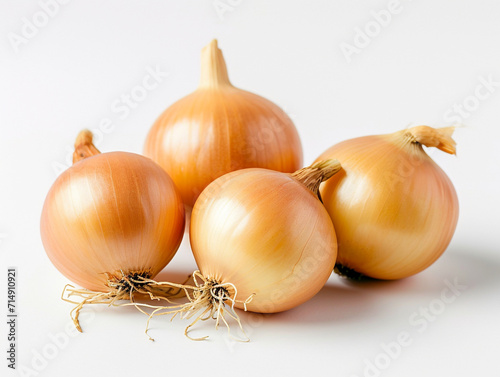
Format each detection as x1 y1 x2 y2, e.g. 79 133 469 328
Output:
144 39 303 209
41 130 185 330
315 126 459 280
163 160 340 339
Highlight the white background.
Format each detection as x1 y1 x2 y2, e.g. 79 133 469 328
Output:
1 0 500 376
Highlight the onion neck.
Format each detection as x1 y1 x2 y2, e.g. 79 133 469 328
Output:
198 39 233 89
73 130 101 164
402 126 456 155
291 159 341 200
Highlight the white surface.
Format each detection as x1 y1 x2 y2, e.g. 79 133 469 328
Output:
1 0 499 376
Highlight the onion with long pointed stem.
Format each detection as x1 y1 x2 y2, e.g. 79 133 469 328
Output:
144 39 303 210
40 131 185 331
315 126 459 280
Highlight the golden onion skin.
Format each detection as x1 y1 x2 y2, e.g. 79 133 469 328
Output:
316 129 459 280
189 168 337 313
144 40 302 209
41 152 185 292
317 132 458 280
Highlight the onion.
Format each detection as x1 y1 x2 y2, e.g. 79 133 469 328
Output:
315 126 459 280
161 160 340 339
40 131 185 331
144 39 303 209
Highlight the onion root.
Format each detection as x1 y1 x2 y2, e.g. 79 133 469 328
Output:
61 270 186 339
143 271 254 342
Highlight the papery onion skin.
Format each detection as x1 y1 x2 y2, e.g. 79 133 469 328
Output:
144 40 303 209
41 151 185 292
316 127 459 280
189 166 338 313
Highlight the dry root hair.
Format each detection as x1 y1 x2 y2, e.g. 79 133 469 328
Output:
144 271 255 341
62 270 254 342
62 270 185 334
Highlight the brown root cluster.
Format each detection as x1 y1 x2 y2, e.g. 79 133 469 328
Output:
61 270 254 342
144 271 254 341
61 270 185 335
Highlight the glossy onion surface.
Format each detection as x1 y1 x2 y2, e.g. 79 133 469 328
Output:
144 40 302 208
316 131 459 279
190 168 337 313
41 152 185 291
